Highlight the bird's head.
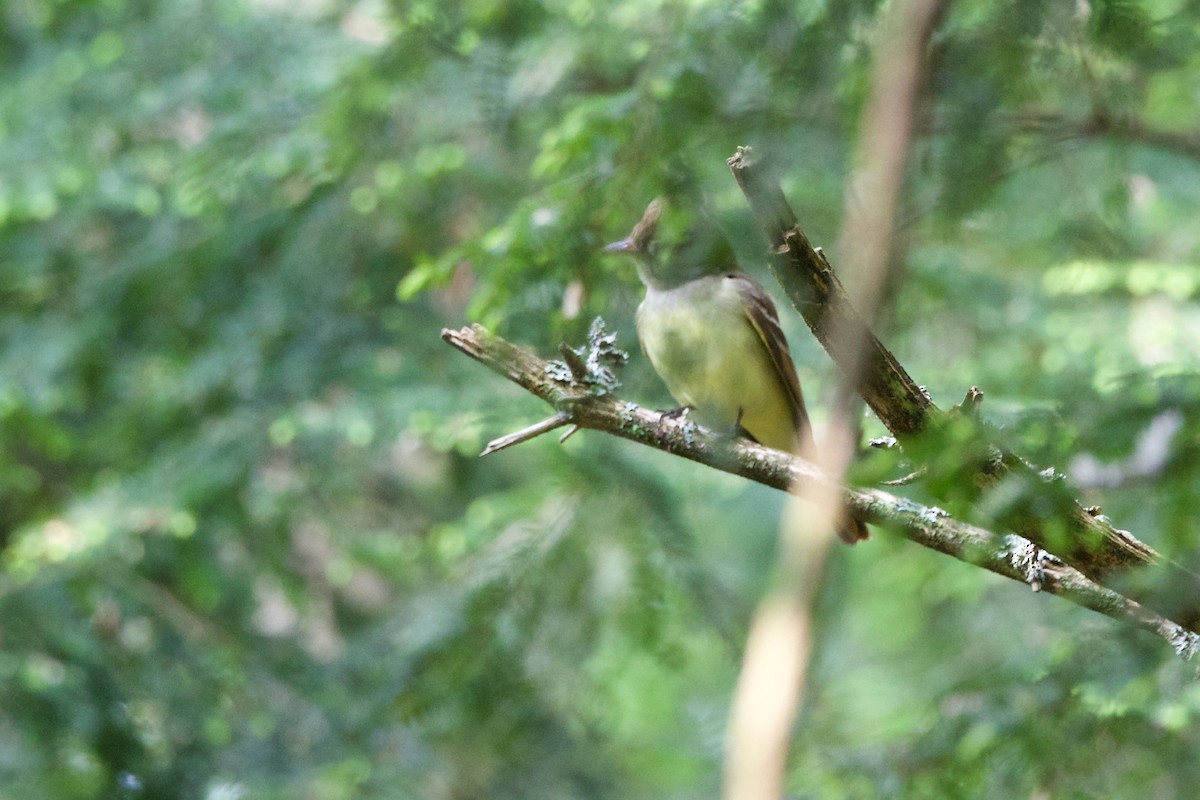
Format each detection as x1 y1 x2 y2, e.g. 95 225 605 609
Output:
603 197 664 258
604 197 735 289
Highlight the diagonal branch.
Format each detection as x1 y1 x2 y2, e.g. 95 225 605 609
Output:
728 146 934 437
726 146 1200 634
442 323 1199 655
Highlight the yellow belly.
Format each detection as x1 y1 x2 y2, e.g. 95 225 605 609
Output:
637 276 800 453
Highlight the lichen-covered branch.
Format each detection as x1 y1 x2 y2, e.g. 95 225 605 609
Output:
441 323 1198 654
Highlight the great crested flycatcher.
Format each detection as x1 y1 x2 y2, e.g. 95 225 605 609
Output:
605 197 868 544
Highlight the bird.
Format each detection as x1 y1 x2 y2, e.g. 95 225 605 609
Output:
604 196 868 544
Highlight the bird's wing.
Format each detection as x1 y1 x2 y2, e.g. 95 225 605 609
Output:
729 272 815 450
733 272 868 544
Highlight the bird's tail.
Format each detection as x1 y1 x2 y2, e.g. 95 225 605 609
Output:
790 428 869 545
837 513 870 545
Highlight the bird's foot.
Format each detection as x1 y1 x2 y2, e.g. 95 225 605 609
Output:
730 408 759 445
659 405 693 421
731 425 758 444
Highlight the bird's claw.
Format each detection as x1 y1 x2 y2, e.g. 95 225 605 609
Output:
660 405 693 421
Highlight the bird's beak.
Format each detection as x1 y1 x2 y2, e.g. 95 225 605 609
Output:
602 237 635 254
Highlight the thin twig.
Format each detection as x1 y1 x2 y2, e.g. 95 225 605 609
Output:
480 413 572 456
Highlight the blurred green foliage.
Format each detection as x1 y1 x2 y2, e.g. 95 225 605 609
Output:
3 0 1200 797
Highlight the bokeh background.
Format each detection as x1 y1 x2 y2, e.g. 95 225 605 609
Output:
3 0 1200 797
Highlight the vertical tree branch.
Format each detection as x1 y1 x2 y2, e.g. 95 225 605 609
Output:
723 3 950 799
